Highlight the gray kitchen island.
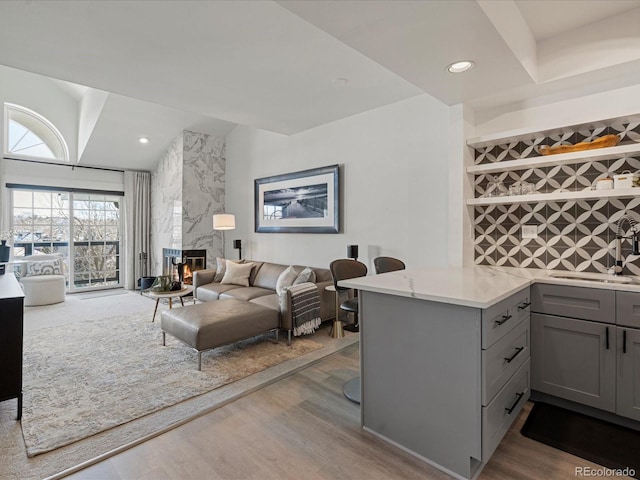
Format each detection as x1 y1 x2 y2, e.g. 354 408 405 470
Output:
339 266 532 480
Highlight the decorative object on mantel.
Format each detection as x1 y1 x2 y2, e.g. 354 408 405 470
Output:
538 134 620 156
254 164 339 233
347 245 359 261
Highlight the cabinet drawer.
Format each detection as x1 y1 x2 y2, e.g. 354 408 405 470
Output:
531 284 614 323
482 359 530 462
482 318 530 406
616 291 640 328
482 287 530 348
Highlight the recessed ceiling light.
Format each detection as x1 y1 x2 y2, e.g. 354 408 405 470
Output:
332 77 349 87
138 137 149 144
446 60 475 73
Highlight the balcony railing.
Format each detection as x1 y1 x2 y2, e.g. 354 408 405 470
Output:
14 240 120 285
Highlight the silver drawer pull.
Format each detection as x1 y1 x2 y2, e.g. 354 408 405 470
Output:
517 301 531 311
504 346 524 363
505 392 524 414
495 314 512 326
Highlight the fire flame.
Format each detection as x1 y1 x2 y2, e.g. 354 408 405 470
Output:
183 264 193 284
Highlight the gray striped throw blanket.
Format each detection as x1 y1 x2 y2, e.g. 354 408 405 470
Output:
287 282 321 336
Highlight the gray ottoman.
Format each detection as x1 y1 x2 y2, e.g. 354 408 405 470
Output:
160 298 280 370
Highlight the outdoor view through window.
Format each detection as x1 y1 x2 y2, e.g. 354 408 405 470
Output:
12 190 121 290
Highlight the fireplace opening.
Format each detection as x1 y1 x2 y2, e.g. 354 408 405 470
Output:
162 248 207 285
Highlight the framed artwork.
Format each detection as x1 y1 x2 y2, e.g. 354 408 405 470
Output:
254 164 339 233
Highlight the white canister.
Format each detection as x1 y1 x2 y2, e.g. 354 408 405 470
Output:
613 171 638 189
595 177 613 190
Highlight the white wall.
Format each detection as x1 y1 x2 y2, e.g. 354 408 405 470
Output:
447 104 476 267
0 65 78 163
225 94 451 271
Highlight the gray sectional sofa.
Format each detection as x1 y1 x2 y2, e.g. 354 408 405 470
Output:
192 260 336 345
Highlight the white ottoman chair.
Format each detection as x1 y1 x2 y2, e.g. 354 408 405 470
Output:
20 274 66 306
17 254 67 307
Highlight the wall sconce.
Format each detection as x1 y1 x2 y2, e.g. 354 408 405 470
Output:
347 245 359 261
233 239 242 260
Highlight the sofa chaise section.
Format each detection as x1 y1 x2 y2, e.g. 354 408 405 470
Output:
160 298 280 370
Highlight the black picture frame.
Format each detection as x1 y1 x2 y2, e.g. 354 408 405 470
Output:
254 164 339 233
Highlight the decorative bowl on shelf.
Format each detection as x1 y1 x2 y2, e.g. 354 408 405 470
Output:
538 134 620 156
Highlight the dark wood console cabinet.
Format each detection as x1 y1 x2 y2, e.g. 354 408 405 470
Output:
0 273 24 420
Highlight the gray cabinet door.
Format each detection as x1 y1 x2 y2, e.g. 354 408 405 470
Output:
531 313 616 412
616 291 640 328
617 327 640 421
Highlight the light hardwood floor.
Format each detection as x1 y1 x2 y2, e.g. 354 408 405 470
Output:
65 343 630 480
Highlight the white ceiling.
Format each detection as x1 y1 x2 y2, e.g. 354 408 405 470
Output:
0 0 639 171
515 0 640 41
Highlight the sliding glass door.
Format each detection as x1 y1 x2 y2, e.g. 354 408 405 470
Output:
11 188 122 291
71 193 121 290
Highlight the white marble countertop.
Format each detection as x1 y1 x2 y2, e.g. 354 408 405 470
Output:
338 265 640 309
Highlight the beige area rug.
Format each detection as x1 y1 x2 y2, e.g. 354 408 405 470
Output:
20 312 325 457
0 292 358 480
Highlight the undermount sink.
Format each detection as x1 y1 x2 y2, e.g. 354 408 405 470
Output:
548 271 635 284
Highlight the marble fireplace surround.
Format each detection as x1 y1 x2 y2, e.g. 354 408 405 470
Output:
150 130 225 276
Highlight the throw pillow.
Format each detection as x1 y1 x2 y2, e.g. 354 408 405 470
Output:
26 259 63 276
293 266 316 285
221 261 255 286
214 257 243 282
276 266 300 295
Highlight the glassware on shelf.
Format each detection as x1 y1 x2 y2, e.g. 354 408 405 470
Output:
509 182 522 196
521 182 535 195
482 176 508 198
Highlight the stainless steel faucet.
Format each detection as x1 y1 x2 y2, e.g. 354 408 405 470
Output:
612 214 640 275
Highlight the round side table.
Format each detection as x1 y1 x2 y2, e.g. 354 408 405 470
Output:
146 285 194 322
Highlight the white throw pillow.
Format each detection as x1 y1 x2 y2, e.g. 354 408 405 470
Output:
221 261 254 286
26 259 63 277
276 266 300 295
214 257 243 282
293 266 316 285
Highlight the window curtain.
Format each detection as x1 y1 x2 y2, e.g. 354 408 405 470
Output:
123 171 151 290
0 158 7 235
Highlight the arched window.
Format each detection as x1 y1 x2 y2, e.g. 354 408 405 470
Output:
4 103 69 162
